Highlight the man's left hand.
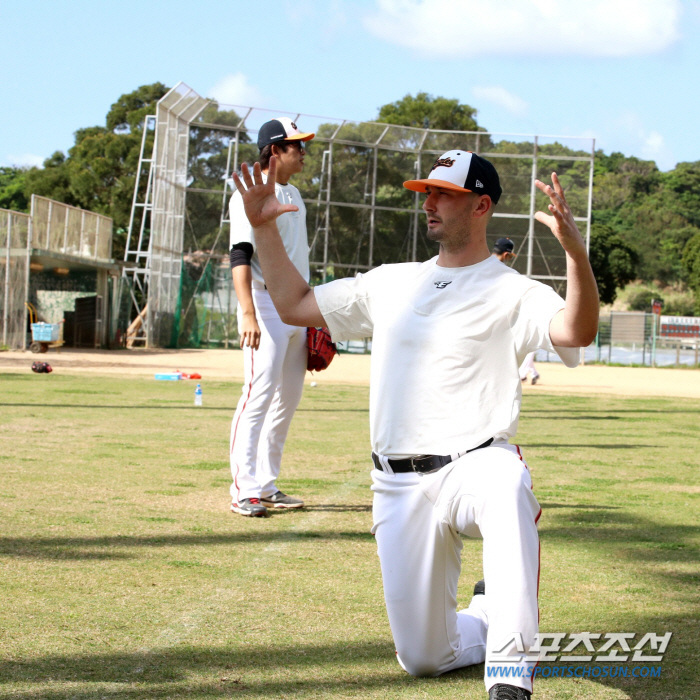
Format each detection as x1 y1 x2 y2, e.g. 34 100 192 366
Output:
534 173 587 257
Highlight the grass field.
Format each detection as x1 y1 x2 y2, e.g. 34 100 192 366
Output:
1 372 699 699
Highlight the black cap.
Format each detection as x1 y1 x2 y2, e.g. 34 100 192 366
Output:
403 150 502 205
493 237 514 254
257 117 315 150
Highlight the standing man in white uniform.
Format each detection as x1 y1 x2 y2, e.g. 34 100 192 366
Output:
492 236 516 265
228 118 314 517
231 150 599 698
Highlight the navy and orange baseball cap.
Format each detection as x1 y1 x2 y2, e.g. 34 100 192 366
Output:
493 237 515 255
257 117 315 150
404 150 502 204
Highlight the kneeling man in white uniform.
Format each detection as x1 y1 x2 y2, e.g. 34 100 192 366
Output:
231 150 599 698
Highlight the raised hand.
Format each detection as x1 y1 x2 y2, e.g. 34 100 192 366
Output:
534 173 587 257
231 157 299 229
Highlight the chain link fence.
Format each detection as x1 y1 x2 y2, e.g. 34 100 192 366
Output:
0 209 31 348
31 195 112 261
532 311 700 368
125 82 596 348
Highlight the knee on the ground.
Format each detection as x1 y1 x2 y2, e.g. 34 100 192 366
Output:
396 648 446 678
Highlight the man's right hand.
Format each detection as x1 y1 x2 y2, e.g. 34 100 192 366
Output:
232 158 298 229
238 311 261 350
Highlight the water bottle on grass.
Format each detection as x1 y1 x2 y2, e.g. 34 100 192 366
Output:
194 383 203 407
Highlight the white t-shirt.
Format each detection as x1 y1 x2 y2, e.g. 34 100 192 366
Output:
314 255 579 457
229 178 310 284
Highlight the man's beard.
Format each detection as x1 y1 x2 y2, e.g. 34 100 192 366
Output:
426 219 473 248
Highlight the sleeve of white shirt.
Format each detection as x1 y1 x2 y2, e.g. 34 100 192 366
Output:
511 282 580 368
228 191 255 250
313 273 374 342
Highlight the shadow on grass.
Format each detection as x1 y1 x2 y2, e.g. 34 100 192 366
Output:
1 512 697 699
0 531 376 561
540 508 700 564
521 408 699 415
522 414 623 420
539 503 622 510
0 641 486 699
0 627 694 700
3 510 696 565
521 444 659 449
0 403 369 413
305 504 373 513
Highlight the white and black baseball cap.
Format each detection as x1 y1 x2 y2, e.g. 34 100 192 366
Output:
257 117 315 150
404 150 502 204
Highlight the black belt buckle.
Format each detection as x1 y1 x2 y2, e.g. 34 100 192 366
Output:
373 439 493 475
409 454 432 473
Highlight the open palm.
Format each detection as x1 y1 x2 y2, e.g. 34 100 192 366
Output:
231 158 299 229
534 172 586 256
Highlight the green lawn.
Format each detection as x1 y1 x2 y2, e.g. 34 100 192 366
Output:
0 372 698 699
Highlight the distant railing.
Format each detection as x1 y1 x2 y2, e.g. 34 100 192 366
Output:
536 311 700 367
30 195 113 262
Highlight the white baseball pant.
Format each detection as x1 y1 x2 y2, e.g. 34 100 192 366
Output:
230 288 307 502
370 442 541 694
519 352 539 381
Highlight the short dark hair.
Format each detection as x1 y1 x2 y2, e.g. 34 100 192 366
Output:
258 141 292 170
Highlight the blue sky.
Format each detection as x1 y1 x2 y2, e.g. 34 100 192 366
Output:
2 0 699 171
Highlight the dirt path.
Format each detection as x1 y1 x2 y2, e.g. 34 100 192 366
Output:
2 348 699 399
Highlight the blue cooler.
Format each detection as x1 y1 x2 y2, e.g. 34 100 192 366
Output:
31 323 60 342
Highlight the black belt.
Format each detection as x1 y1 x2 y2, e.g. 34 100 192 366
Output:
372 438 494 475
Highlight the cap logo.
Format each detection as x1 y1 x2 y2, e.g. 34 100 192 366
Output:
475 179 484 188
291 122 298 130
430 157 455 172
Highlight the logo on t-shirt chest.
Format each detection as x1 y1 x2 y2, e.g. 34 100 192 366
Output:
434 281 452 289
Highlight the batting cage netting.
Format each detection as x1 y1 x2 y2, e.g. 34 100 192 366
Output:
123 83 595 349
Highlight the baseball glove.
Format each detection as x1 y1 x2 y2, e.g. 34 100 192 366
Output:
306 327 337 372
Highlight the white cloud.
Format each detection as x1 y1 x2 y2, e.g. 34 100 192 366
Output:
364 0 681 57
5 153 44 168
473 86 528 117
587 113 676 170
643 130 666 157
208 73 266 107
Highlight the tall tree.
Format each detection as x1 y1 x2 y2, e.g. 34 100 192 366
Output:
588 224 638 304
106 82 169 134
593 153 700 287
23 152 76 209
664 161 700 228
682 231 700 313
0 167 30 211
378 92 483 132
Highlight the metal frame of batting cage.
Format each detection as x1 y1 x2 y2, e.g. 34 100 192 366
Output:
0 209 32 350
124 82 595 349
